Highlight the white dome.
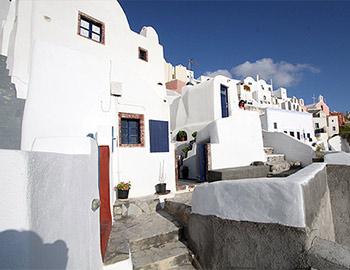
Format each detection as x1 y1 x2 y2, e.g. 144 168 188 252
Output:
140 26 159 43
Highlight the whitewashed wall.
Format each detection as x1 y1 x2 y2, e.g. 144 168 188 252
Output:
192 163 329 228
327 115 339 137
328 135 350 153
0 139 102 270
261 108 314 143
197 110 266 171
263 131 314 166
171 75 240 139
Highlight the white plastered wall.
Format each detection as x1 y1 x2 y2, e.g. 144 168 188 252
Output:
196 110 266 171
0 139 102 270
170 75 240 140
261 108 314 143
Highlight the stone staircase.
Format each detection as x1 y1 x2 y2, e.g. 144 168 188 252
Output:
0 55 25 150
264 147 294 175
105 195 196 270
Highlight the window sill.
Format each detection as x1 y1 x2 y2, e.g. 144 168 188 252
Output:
119 143 144 148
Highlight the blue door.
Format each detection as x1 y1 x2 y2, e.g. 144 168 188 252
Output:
220 84 229 118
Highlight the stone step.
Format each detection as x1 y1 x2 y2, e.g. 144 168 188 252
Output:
264 146 274 155
269 161 291 175
266 154 285 164
132 240 193 270
128 211 182 253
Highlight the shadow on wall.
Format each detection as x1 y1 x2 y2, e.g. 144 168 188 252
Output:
0 230 68 269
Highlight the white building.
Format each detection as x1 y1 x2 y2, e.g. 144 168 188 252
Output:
164 62 194 83
168 75 266 178
168 75 240 139
0 0 176 197
237 76 275 109
260 108 315 144
237 76 307 113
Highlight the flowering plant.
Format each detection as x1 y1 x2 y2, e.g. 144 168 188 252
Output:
115 181 131 191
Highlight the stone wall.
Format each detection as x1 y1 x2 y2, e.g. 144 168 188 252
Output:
327 164 350 247
189 214 309 269
188 164 338 269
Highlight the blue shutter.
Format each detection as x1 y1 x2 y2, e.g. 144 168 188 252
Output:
149 120 169 153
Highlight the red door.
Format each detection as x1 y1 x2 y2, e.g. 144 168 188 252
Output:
99 146 112 261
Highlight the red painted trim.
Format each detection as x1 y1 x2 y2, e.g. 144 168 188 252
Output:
99 146 111 261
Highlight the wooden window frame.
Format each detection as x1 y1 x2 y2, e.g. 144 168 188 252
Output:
118 112 145 147
77 11 105 45
138 47 148 62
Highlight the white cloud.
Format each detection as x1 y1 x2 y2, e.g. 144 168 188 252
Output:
203 58 319 87
231 58 319 87
204 69 232 78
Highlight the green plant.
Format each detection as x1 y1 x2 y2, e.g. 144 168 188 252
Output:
192 131 197 139
115 181 131 191
182 145 190 157
177 130 187 138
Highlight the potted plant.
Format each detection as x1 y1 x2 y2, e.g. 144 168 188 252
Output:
155 161 167 194
192 131 197 140
176 130 187 142
115 181 131 199
155 181 167 194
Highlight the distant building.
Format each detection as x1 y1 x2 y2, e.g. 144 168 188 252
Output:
237 75 306 113
330 111 346 127
164 62 194 84
307 96 339 140
260 108 314 144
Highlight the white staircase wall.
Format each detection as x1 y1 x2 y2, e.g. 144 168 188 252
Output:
263 131 314 166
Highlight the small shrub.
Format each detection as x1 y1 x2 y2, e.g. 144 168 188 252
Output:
192 131 197 139
176 130 187 141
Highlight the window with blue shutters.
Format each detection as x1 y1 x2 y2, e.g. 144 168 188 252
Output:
149 120 169 153
118 112 144 147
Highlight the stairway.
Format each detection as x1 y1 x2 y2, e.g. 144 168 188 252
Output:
264 147 292 175
0 55 25 150
105 196 196 269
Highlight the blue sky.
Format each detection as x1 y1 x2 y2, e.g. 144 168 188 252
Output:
119 0 350 112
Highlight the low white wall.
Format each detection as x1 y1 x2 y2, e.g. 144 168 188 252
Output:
325 152 350 166
192 163 327 228
200 110 266 170
328 136 350 153
263 131 314 166
0 139 102 270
